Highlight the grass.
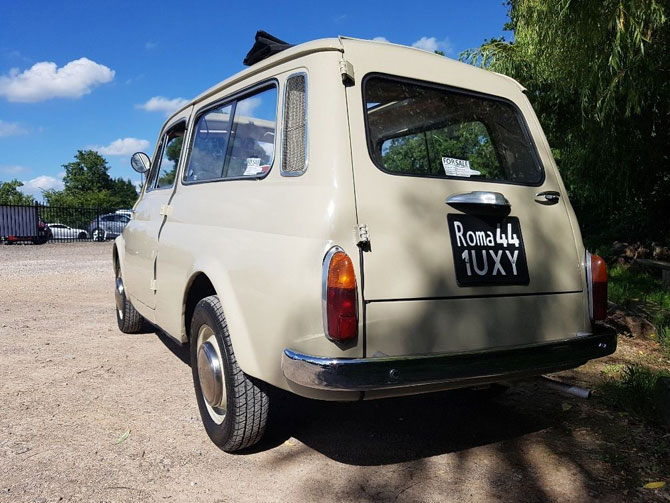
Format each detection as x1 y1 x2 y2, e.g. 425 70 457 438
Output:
608 264 670 353
598 364 670 425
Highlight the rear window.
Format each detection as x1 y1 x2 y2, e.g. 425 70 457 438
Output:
364 75 543 185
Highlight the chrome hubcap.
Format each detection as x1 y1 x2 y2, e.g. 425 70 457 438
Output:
115 274 125 319
198 341 223 407
196 325 226 423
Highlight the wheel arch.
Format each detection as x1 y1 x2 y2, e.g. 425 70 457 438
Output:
112 236 126 276
112 244 119 273
181 266 261 379
183 272 217 342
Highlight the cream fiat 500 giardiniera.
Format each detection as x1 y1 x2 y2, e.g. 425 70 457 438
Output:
115 34 615 451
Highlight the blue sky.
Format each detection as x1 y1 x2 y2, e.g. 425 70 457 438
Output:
0 0 510 200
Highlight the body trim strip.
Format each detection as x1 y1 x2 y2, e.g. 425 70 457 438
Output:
365 289 583 304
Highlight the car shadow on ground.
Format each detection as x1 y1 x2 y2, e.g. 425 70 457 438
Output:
153 328 191 365
258 386 555 465
151 326 555 465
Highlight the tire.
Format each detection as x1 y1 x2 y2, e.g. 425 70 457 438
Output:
115 266 144 333
92 228 106 242
78 232 87 240
190 295 269 451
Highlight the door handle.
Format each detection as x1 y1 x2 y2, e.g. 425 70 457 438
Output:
445 191 511 215
534 191 561 205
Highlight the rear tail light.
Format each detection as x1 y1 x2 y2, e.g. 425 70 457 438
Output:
586 251 608 321
323 247 358 342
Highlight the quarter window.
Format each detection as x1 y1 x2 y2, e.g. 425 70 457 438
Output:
150 123 186 190
185 85 277 183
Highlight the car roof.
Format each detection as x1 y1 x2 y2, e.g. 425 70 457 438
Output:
163 36 524 125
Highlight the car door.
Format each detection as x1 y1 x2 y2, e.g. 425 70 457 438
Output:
342 52 586 356
49 224 64 239
123 107 192 309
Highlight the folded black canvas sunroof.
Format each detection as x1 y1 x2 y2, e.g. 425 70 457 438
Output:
243 31 293 66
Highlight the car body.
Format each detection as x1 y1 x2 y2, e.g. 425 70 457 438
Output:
88 213 130 241
113 36 615 451
47 223 89 240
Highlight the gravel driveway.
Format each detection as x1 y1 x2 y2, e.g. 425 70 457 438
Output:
1 243 667 503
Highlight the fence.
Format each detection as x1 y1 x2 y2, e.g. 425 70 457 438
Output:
0 203 131 244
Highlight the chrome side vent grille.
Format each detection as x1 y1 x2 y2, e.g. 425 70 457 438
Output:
281 73 307 176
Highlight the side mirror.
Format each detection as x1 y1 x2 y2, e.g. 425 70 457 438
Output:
130 152 151 174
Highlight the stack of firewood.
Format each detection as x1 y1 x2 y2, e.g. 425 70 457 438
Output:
611 242 670 265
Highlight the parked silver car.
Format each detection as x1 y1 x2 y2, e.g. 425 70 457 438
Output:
88 213 130 241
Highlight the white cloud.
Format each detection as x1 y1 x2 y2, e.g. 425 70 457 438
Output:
19 175 64 198
90 137 151 156
235 97 261 117
137 96 188 116
372 36 390 43
0 165 28 175
0 120 27 136
411 36 452 54
0 58 115 103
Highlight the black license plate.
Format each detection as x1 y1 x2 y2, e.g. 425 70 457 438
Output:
447 214 529 286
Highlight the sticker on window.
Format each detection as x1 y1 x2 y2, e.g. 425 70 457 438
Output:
442 157 481 178
243 157 262 176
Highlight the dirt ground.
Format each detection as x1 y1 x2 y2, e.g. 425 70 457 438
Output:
1 243 668 503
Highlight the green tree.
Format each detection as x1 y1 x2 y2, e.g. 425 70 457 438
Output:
44 150 138 209
156 135 183 187
462 0 670 244
0 179 35 205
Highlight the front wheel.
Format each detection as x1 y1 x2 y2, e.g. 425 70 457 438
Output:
92 228 106 241
115 266 144 333
190 295 269 451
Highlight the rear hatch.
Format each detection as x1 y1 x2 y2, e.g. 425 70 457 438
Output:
343 46 587 356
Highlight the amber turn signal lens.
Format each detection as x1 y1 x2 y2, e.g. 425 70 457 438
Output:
590 253 608 321
326 250 358 342
328 252 357 289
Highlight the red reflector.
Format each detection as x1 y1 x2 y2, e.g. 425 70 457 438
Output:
591 254 608 320
325 250 358 341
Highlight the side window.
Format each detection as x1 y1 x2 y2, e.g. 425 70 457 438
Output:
150 123 186 190
185 85 277 183
185 103 233 182
223 87 277 178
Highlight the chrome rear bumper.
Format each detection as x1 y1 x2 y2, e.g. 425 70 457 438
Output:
281 326 616 392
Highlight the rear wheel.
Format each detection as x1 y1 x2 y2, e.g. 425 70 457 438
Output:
190 295 269 451
78 232 87 240
115 266 144 333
